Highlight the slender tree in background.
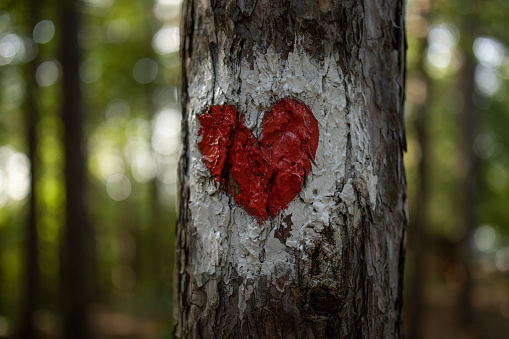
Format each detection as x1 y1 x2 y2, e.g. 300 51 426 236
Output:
20 0 40 337
457 8 477 330
59 0 94 338
405 3 430 338
139 0 162 302
176 0 407 337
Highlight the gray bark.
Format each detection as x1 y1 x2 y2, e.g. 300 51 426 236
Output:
176 0 407 338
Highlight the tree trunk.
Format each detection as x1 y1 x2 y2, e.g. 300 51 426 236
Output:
20 0 41 337
176 1 407 338
405 6 430 339
457 10 477 329
59 0 94 338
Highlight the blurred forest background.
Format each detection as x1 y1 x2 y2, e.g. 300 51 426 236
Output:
0 0 508 338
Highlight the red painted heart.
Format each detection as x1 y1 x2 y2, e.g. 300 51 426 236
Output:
198 98 319 221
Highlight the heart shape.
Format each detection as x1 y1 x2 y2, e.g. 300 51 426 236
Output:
198 98 319 221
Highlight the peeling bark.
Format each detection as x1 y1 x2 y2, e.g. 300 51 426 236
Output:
176 0 407 338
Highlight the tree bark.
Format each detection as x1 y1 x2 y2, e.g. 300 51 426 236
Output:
176 1 407 338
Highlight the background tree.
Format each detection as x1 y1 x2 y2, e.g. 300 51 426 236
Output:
1 0 509 337
404 1 430 338
58 0 94 337
0 0 180 337
19 0 40 337
175 0 407 337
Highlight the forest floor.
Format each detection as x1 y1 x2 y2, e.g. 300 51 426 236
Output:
29 300 509 339
411 278 509 339
3 280 509 338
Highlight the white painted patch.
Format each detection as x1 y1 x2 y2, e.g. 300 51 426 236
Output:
186 44 379 309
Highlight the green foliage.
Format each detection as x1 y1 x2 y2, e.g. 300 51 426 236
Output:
0 0 180 336
1 0 509 336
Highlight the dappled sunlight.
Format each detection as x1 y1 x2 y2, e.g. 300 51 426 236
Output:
475 65 503 97
152 25 179 55
474 225 497 252
151 108 181 156
104 19 131 44
0 33 25 65
474 37 507 68
80 57 103 84
0 146 31 206
425 24 462 76
83 0 114 8
132 57 158 84
88 104 181 202
35 60 61 87
153 0 182 21
106 173 132 201
0 0 508 337
32 20 55 44
0 68 24 110
0 0 177 337
473 37 507 99
404 0 509 337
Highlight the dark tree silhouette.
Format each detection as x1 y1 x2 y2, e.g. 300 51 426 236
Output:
59 0 95 338
19 0 41 337
405 6 430 339
458 9 478 330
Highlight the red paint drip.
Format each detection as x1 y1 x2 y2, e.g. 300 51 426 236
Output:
198 98 319 221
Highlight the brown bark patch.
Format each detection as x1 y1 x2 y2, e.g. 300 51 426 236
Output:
275 214 293 244
315 0 334 13
307 285 341 314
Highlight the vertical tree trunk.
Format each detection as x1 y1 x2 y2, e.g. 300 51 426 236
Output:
405 7 430 339
59 0 94 338
20 1 41 337
405 76 428 339
176 1 407 338
457 11 477 329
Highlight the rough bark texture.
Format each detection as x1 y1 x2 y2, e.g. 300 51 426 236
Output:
176 0 407 338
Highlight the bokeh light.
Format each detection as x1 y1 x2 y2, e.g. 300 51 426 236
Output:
425 24 461 76
80 57 103 84
33 20 55 44
36 60 61 87
0 33 25 65
151 108 181 155
153 0 182 20
474 37 507 68
474 225 497 252
105 19 131 44
106 173 132 201
0 146 31 205
495 247 509 271
105 98 130 123
132 58 158 84
152 26 179 55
